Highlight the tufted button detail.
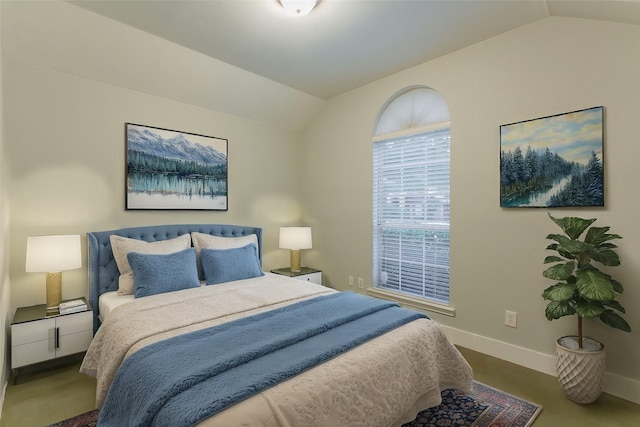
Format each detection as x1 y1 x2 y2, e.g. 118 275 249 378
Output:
87 224 262 333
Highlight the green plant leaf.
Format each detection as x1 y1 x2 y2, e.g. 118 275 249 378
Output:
544 255 563 264
599 310 632 332
541 285 555 300
576 270 615 301
589 248 621 267
546 235 591 260
542 283 575 301
576 300 604 318
545 233 569 244
611 279 624 294
598 242 618 249
548 214 596 240
604 300 626 314
584 226 610 243
556 239 593 256
545 301 575 320
584 226 621 246
543 261 575 280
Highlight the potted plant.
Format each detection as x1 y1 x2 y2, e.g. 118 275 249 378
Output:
542 213 631 403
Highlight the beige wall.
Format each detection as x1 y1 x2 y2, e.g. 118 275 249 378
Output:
302 17 640 398
1 0 313 312
0 0 9 398
3 58 305 309
0 1 322 133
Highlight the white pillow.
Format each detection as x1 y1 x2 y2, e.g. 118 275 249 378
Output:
110 233 192 295
191 232 259 278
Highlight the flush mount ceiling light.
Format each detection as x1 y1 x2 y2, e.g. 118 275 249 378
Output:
279 0 318 16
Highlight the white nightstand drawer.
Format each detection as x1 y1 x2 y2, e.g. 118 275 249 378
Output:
11 318 55 346
12 339 55 368
57 329 93 357
272 267 323 286
296 271 322 285
57 310 92 335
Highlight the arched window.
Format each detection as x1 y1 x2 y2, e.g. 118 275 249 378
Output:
370 87 452 313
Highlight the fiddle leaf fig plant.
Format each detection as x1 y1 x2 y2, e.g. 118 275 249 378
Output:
542 213 631 348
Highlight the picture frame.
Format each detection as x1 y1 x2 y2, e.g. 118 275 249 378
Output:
499 106 604 208
125 123 228 210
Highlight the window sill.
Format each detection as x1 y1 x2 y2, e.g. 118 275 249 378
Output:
366 287 455 317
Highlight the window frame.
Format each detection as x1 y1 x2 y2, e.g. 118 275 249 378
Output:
369 122 455 317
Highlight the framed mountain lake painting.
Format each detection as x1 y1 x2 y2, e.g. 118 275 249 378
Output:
499 106 604 208
125 123 228 210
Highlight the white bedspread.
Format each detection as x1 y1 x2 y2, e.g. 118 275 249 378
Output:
97 291 133 322
81 274 472 426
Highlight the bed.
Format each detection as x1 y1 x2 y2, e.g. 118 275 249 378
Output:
80 223 472 427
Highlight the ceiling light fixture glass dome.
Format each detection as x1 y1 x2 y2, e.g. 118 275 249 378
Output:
279 0 318 16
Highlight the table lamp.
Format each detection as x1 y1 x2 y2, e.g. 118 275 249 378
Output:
26 235 82 311
279 227 312 272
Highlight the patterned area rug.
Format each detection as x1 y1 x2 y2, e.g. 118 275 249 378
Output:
48 381 541 427
48 408 99 427
404 381 542 427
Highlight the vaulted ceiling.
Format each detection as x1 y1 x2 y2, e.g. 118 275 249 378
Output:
69 0 640 99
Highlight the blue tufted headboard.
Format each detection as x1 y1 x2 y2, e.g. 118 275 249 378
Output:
87 224 262 333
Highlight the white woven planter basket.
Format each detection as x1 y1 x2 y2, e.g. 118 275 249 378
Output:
556 336 606 404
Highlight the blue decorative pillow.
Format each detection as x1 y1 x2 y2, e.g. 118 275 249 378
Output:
128 248 201 298
201 243 265 285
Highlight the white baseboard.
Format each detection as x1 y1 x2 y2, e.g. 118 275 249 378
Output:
439 324 640 405
0 380 6 421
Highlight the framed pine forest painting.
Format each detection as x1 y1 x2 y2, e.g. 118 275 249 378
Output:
126 123 228 210
499 106 604 208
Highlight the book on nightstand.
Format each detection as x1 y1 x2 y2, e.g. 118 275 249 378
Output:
58 299 87 315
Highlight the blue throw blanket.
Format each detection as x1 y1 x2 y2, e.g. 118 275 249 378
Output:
98 292 428 427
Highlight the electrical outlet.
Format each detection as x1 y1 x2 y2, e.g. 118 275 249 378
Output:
505 310 517 328
348 275 354 287
357 277 364 289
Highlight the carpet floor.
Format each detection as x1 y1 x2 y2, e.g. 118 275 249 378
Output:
48 380 541 427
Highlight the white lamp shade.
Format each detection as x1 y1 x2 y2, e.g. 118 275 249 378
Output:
279 0 317 16
26 235 82 272
279 227 312 250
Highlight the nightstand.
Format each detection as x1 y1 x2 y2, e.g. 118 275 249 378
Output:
271 267 323 285
11 297 93 383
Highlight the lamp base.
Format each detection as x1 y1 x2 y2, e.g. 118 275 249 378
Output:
46 272 62 310
290 249 302 272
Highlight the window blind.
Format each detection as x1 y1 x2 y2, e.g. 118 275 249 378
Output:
372 128 451 303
